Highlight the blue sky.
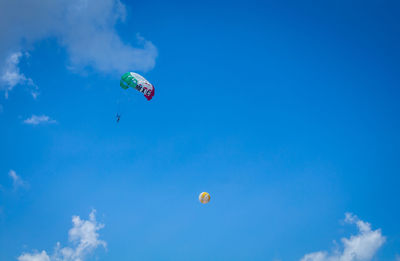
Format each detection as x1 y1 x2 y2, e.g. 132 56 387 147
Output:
1 0 400 260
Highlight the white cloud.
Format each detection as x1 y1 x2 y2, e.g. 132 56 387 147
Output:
18 210 106 261
19 251 50 261
23 115 56 125
1 52 38 99
300 213 385 261
8 169 28 190
0 0 157 97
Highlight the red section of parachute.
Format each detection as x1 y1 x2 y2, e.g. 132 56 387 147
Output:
144 85 155 101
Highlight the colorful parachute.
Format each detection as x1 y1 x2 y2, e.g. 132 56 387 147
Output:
120 72 155 101
199 192 211 204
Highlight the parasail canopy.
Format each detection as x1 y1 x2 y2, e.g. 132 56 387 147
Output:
199 192 211 204
120 72 155 101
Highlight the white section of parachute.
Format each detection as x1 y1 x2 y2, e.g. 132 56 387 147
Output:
131 72 154 91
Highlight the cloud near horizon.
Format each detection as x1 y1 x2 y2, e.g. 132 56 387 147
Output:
0 0 157 98
18 210 106 261
300 213 386 261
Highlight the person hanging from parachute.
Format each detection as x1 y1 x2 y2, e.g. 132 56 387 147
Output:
116 113 121 123
117 72 155 122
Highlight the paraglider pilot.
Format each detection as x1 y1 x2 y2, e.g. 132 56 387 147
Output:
116 114 121 123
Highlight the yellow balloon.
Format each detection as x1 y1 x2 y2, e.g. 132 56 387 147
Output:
199 192 211 204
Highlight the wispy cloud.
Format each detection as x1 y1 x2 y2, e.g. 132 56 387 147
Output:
300 213 385 261
19 251 50 261
18 210 106 261
0 0 157 97
8 169 28 190
23 115 56 125
0 52 38 99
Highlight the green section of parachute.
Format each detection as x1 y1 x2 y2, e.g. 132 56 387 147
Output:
120 72 138 90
